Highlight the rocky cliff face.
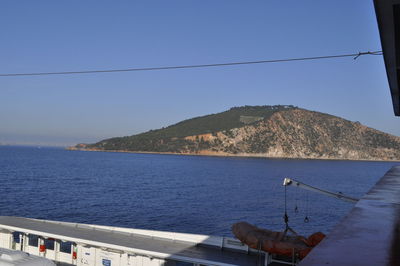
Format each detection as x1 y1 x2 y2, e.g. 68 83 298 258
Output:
71 107 400 161
182 109 400 160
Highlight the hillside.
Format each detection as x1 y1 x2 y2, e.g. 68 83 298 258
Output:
69 105 400 161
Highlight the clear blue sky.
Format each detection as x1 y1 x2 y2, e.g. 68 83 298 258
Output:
0 1 398 146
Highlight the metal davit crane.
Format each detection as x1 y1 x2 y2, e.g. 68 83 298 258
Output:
283 178 359 204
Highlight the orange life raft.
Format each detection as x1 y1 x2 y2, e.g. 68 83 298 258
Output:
232 222 325 259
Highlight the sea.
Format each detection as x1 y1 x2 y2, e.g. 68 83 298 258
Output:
0 145 398 238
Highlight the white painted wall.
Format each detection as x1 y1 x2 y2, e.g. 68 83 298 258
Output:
0 232 12 249
96 249 121 266
78 246 96 266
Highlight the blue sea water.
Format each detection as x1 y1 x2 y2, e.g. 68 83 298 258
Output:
0 146 398 237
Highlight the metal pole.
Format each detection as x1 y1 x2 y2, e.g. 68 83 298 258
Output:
283 178 359 203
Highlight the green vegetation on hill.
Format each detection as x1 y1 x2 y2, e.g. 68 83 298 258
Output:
145 105 295 138
86 105 296 151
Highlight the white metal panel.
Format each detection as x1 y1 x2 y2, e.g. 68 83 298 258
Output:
128 254 160 266
119 253 129 266
13 243 21 251
26 245 39 256
0 233 12 249
78 246 96 266
128 255 166 266
96 249 121 266
141 256 163 266
57 242 73 265
26 235 39 256
45 249 56 261
128 254 142 266
58 251 73 264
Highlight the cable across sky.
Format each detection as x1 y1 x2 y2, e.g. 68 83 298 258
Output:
0 50 382 77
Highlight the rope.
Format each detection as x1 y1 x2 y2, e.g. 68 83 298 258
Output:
353 51 382 60
294 186 299 214
284 185 289 230
0 50 383 77
304 192 310 223
283 185 298 237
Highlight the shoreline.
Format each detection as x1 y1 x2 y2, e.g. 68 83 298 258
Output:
66 147 400 163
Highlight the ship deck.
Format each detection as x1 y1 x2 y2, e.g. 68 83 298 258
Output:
0 216 262 266
300 165 400 265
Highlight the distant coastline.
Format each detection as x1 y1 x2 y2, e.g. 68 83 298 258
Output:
66 147 400 162
67 106 400 162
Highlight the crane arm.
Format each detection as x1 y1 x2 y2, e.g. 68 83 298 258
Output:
283 178 359 203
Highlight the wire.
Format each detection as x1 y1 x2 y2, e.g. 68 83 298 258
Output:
0 50 382 77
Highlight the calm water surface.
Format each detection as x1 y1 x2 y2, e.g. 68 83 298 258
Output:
0 146 397 237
